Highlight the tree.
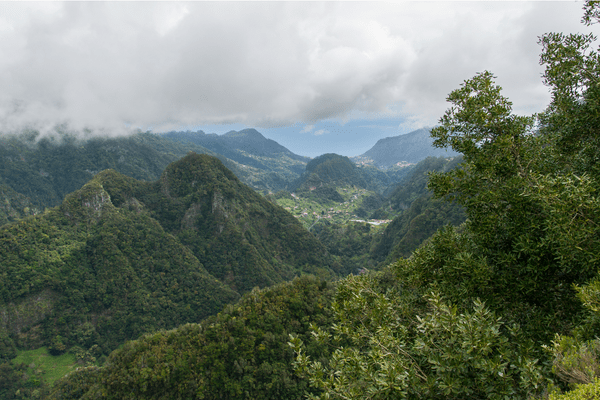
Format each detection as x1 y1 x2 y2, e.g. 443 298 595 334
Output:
291 2 600 398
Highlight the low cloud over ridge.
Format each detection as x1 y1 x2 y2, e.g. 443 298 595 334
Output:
0 2 596 137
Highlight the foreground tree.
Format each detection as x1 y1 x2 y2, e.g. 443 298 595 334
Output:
292 2 600 398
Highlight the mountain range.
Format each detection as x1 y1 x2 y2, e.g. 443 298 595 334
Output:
0 153 334 373
0 127 467 397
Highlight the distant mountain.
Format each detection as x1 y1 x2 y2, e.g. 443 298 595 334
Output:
369 156 466 266
161 129 309 184
163 128 307 161
353 128 458 169
0 131 303 222
290 153 393 196
0 132 245 212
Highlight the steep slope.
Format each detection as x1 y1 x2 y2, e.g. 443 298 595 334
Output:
163 128 308 162
353 128 458 169
122 153 334 293
0 153 335 395
369 157 466 266
309 157 466 275
0 184 39 225
0 132 245 214
0 171 239 361
0 130 303 223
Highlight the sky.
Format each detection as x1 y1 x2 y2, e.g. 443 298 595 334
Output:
1 1 598 158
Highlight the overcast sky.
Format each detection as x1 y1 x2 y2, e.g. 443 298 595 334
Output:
1 1 598 157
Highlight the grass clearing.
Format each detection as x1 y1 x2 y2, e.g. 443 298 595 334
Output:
13 347 78 385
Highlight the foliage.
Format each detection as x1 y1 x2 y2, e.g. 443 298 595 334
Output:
0 130 304 223
291 153 396 195
0 153 338 393
291 273 546 399
549 377 600 400
292 4 600 399
13 347 77 385
50 276 336 400
132 153 335 293
0 360 51 399
161 129 309 192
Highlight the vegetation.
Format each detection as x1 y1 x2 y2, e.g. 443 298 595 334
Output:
0 130 307 222
290 3 600 398
290 153 397 195
4 5 600 399
161 129 309 192
49 276 336 400
0 153 336 394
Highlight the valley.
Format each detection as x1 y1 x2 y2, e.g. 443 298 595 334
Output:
0 127 464 397
2 3 599 399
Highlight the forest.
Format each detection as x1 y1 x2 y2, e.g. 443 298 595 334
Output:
1 2 600 399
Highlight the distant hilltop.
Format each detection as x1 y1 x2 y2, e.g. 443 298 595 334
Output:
352 128 458 169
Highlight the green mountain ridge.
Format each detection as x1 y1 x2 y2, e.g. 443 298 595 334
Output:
0 131 305 220
160 129 310 191
49 276 336 400
0 153 336 397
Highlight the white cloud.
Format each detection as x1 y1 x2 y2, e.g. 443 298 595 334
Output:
314 129 328 136
0 1 597 138
301 124 315 133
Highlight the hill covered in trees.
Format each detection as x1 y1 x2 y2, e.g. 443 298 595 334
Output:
290 153 397 197
0 130 306 220
0 153 335 397
49 276 336 400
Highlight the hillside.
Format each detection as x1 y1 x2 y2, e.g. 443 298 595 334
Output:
0 166 240 359
353 128 458 169
0 153 335 396
49 276 336 400
308 157 466 274
126 153 334 292
0 131 304 222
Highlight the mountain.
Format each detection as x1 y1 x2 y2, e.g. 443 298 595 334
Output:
0 132 242 213
123 153 335 293
163 128 308 162
0 131 305 222
353 128 459 169
0 153 335 395
161 129 310 189
0 165 240 360
368 156 466 266
290 153 393 197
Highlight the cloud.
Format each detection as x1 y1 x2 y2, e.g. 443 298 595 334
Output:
301 124 315 133
0 2 597 138
314 129 328 136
